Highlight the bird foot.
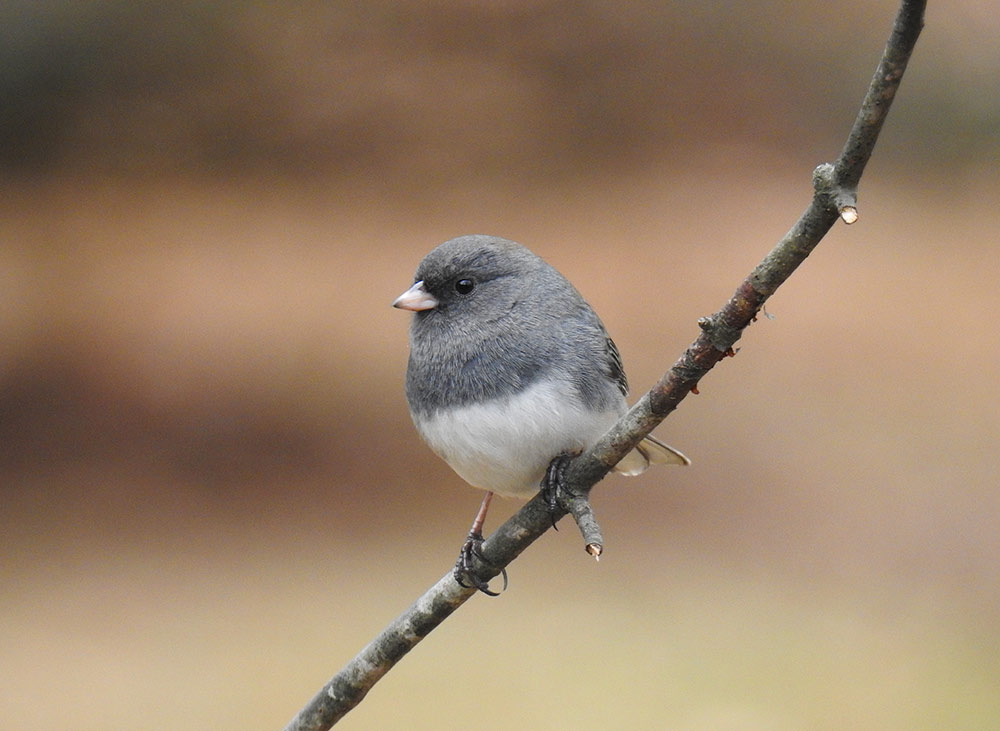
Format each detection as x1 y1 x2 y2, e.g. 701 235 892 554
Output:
454 531 508 596
540 452 605 556
540 453 575 528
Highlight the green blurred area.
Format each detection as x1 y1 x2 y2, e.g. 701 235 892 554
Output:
2 2 1000 728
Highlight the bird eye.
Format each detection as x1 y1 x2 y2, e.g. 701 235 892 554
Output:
454 278 475 294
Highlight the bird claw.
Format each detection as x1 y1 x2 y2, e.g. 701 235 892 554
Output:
454 531 508 596
540 453 574 529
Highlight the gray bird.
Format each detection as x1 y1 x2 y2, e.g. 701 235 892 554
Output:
393 235 688 592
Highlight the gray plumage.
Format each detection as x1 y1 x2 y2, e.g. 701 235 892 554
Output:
405 236 623 414
395 234 688 498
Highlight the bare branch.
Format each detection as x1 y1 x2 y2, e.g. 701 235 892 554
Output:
284 2 926 728
835 0 927 196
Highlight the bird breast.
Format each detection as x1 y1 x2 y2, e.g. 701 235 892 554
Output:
412 379 622 498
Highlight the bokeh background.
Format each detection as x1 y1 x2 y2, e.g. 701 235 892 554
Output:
3 1 999 728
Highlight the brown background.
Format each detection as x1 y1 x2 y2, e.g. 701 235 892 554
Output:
3 2 999 728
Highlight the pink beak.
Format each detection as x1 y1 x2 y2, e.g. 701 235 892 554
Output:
392 281 438 311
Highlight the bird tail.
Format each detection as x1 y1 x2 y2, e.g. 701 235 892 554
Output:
613 435 690 476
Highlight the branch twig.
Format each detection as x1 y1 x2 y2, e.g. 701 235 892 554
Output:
284 2 925 728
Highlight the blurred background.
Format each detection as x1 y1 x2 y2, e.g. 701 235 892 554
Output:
2 1 998 728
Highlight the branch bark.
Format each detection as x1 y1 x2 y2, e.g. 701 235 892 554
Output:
284 2 926 728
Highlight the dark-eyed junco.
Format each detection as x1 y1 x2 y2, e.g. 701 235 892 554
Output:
394 235 688 592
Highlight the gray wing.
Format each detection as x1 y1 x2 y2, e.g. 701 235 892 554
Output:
603 331 629 397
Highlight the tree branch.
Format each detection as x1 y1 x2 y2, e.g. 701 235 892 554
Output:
284 1 926 728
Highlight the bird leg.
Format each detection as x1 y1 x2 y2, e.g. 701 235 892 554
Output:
454 491 508 596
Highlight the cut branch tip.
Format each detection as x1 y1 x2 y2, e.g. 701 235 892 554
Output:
586 543 603 560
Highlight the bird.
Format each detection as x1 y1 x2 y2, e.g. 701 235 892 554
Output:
393 234 688 593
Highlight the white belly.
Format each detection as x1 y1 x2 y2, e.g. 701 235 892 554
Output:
414 380 621 498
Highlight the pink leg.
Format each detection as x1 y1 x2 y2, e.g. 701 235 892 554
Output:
469 491 494 538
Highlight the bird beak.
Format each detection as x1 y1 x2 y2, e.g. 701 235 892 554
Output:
392 281 438 311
